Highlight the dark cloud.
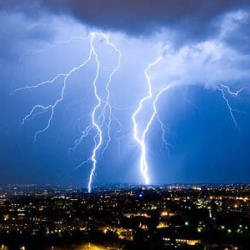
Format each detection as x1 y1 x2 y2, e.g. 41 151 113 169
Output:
1 0 250 43
223 14 250 54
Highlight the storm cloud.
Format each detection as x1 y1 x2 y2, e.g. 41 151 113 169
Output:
1 0 250 43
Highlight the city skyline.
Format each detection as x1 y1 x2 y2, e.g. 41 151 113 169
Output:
0 183 249 249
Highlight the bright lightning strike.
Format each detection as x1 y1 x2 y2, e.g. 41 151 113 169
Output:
87 36 103 193
14 32 121 193
140 85 171 179
15 37 94 142
217 83 247 129
132 56 162 185
71 33 121 193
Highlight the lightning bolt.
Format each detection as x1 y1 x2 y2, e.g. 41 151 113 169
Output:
14 36 94 142
142 85 171 172
156 109 171 155
14 32 121 193
217 83 247 129
98 38 122 155
132 56 162 185
87 37 103 193
71 33 121 192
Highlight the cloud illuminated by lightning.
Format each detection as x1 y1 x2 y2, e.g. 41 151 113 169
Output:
14 32 121 193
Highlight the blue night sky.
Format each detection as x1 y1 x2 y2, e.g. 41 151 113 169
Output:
0 0 250 187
